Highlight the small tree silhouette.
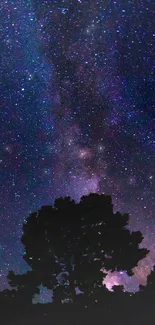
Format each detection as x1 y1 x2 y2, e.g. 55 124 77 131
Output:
7 270 40 304
136 266 155 320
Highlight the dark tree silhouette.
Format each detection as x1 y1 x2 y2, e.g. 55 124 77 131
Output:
134 266 155 323
139 265 155 296
17 193 148 309
0 271 40 324
7 270 40 304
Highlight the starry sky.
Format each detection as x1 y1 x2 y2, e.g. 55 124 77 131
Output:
0 0 155 296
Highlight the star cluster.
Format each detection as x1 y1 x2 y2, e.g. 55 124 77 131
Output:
0 0 154 295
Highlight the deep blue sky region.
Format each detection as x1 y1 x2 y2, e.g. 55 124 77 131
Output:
0 0 155 298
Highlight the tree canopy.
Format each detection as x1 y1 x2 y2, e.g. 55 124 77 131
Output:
12 193 148 307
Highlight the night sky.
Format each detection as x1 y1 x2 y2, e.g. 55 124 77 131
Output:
0 0 155 298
